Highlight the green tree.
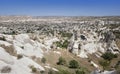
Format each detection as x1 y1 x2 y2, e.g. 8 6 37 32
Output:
55 41 62 48
69 60 79 68
101 52 115 61
0 36 6 41
62 40 69 49
41 57 46 64
57 57 66 65
31 67 37 73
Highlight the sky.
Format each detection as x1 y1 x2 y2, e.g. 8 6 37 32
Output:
0 0 120 16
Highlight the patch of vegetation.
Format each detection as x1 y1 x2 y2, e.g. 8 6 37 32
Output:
12 31 16 35
0 36 6 41
30 65 37 73
1 66 11 73
48 69 59 74
41 57 46 64
57 69 71 74
3 30 17 35
40 70 45 74
113 30 120 39
62 40 69 49
55 40 69 49
49 30 54 36
114 54 118 58
57 57 66 65
59 31 73 39
109 24 120 29
17 54 23 59
115 60 120 74
55 41 63 48
76 69 85 74
56 68 72 74
104 24 120 38
116 66 120 74
48 69 54 74
99 60 110 70
90 63 94 67
31 67 37 73
100 52 118 71
69 60 79 68
101 52 116 61
20 46 24 49
88 58 92 62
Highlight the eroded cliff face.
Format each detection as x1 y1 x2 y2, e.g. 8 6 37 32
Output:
69 29 119 58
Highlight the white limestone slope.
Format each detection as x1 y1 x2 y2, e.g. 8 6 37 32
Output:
0 34 45 74
10 56 44 74
0 47 14 64
91 70 116 74
44 37 59 50
78 42 105 58
13 34 44 58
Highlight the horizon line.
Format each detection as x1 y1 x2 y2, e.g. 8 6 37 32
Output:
0 15 120 17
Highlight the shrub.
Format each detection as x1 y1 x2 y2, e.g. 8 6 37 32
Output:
99 60 110 70
0 36 6 41
62 40 69 49
32 67 37 73
88 58 91 62
57 57 66 65
12 31 16 35
41 57 46 64
60 32 73 39
69 60 79 68
40 70 45 74
48 69 53 74
55 41 63 48
101 52 115 61
1 66 11 73
114 54 118 58
21 46 24 49
30 65 37 73
55 40 69 49
76 70 85 74
17 54 23 59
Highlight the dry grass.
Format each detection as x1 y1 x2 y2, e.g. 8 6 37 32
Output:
111 54 120 67
39 49 97 74
116 39 120 49
34 46 120 74
0 45 17 56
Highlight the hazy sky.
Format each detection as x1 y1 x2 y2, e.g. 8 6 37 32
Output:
0 0 120 16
